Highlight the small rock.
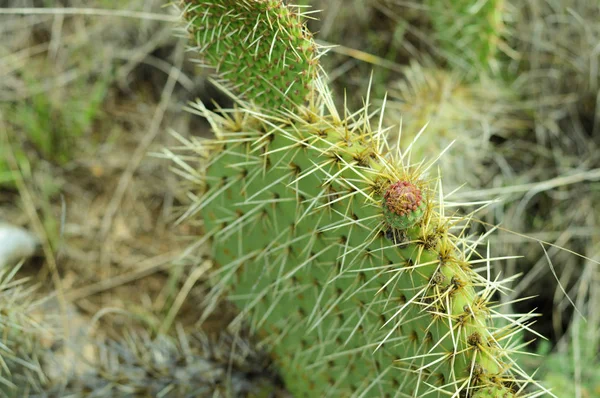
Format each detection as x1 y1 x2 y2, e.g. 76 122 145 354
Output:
0 222 39 268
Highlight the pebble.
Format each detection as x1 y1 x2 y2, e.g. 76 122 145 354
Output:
0 222 39 268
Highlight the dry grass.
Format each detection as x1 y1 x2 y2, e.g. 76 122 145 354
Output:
0 1 273 393
0 0 218 350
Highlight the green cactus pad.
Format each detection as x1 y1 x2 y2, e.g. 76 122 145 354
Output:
180 0 321 109
174 90 539 396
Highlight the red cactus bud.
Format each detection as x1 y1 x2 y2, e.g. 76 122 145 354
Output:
382 180 426 230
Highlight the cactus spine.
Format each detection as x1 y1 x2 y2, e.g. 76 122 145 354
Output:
177 1 541 396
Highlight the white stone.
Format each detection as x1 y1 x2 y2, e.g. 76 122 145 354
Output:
0 223 39 268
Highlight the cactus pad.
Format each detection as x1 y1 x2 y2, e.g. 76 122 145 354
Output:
173 88 541 396
180 0 321 109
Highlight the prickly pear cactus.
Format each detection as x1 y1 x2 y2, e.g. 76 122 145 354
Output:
176 1 541 396
184 90 536 397
181 0 320 109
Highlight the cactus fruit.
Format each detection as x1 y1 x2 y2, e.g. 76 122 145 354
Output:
176 1 543 396
382 180 426 230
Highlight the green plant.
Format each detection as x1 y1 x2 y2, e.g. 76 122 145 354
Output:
182 0 320 109
535 328 600 397
0 126 30 189
6 70 111 165
0 148 17 187
174 1 544 396
0 263 51 396
426 0 508 75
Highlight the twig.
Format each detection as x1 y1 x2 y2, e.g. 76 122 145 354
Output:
0 7 179 22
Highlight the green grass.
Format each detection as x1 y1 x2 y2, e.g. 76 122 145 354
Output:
6 72 112 165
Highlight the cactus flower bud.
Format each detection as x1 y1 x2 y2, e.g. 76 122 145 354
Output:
382 180 426 230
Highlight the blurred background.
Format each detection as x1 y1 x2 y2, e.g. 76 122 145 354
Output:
0 0 598 396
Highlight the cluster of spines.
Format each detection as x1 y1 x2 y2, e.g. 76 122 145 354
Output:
0 264 50 396
180 0 322 109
